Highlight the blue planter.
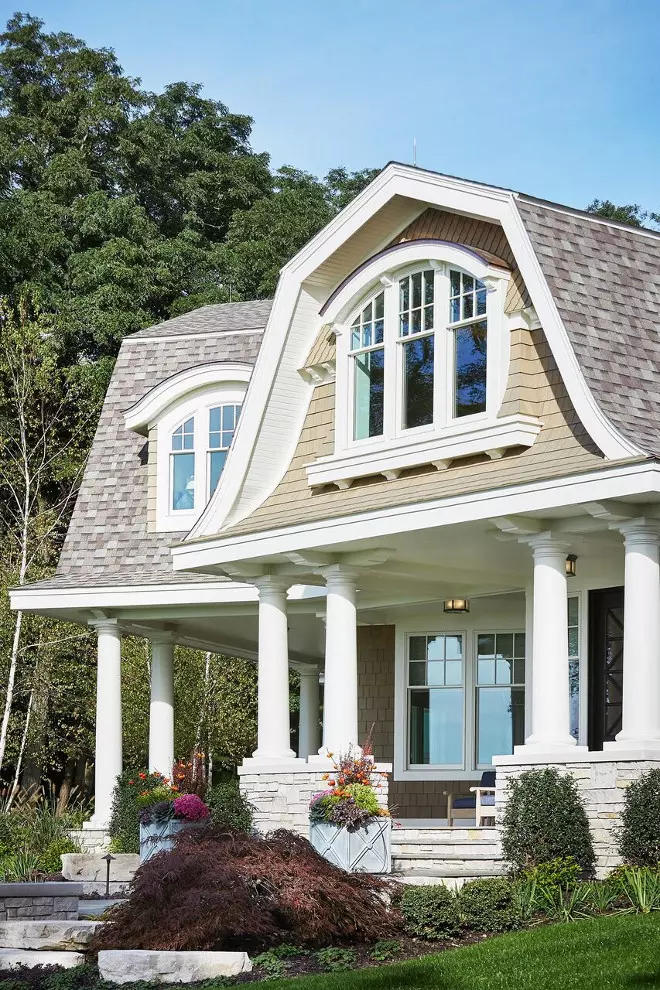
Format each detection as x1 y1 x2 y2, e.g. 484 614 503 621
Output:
139 820 202 862
309 819 391 873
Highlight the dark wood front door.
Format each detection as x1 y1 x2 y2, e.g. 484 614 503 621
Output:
588 587 624 750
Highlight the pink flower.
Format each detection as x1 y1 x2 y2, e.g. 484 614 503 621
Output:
173 793 210 822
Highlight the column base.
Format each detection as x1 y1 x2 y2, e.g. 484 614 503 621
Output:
240 755 307 772
83 816 110 831
604 738 660 758
514 741 589 757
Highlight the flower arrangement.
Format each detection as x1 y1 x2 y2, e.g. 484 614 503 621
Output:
135 757 211 826
309 739 390 832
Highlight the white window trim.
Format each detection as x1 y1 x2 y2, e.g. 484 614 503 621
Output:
394 620 527 781
306 243 540 490
156 384 247 532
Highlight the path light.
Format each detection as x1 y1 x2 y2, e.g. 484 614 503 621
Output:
443 599 470 614
565 554 577 578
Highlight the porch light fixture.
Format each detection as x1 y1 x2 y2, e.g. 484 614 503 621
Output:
443 598 470 614
565 554 577 578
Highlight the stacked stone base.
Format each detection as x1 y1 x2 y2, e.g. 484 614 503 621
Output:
239 763 390 837
495 756 660 877
0 884 82 922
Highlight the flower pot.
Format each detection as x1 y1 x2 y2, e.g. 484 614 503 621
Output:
309 818 391 873
139 820 203 862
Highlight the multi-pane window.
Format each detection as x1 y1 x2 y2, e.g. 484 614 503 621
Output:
476 633 525 766
407 634 464 766
399 271 434 429
350 292 385 440
449 270 488 418
568 597 580 741
208 404 241 496
171 417 195 510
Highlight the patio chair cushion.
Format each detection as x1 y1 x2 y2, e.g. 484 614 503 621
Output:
452 793 495 809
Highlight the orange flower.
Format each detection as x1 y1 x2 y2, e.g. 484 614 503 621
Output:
128 780 135 786
138 772 146 780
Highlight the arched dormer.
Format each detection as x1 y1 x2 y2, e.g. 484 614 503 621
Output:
124 362 252 532
306 240 543 489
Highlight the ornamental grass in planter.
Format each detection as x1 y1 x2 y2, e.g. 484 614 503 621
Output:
91 827 399 952
309 741 391 874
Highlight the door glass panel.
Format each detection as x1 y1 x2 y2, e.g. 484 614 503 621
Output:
568 596 580 741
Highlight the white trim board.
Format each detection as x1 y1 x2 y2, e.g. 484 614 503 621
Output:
172 459 657 571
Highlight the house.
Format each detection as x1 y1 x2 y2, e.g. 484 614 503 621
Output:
13 163 660 878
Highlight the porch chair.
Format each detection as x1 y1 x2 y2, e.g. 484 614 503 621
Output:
445 771 496 827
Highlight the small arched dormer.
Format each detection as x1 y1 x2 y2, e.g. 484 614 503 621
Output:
124 362 252 532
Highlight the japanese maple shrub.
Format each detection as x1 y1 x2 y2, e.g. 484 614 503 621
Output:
92 828 399 951
502 767 595 873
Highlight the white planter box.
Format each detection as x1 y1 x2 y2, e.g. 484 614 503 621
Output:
309 819 391 873
139 820 202 862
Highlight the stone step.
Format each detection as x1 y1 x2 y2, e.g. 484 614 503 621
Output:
98 949 252 984
0 920 98 951
393 827 499 843
393 851 502 862
0 949 85 969
392 862 506 879
392 840 501 856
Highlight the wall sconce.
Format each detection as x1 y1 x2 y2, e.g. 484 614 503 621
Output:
565 554 577 578
444 598 470 614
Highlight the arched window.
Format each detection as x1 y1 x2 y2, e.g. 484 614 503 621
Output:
346 263 489 444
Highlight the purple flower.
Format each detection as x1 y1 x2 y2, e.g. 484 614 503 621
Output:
173 793 210 822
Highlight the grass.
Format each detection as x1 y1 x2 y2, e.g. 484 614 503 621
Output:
269 914 660 990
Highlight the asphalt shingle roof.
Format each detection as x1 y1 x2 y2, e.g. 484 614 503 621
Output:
36 304 267 591
517 197 660 456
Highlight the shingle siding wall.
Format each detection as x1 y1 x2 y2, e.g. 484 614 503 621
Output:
221 320 604 538
357 625 474 821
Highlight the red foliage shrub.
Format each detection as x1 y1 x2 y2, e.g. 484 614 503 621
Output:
91 828 399 952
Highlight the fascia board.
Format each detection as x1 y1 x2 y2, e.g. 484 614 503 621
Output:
10 580 258 613
172 460 658 570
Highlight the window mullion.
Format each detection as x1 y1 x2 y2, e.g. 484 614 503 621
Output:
383 281 398 439
436 268 450 428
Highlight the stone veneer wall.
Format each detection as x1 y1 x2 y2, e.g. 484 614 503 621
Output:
495 759 660 877
0 882 82 921
240 769 389 837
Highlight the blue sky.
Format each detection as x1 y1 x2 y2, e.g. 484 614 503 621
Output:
9 0 660 212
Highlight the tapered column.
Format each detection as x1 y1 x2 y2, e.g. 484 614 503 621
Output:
149 635 174 777
298 668 321 759
606 521 660 751
320 566 359 756
521 535 576 751
252 577 295 760
87 619 123 827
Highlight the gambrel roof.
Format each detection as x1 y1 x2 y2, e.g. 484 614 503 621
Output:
29 303 268 592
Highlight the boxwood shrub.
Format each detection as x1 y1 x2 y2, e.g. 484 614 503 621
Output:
501 767 595 873
618 768 660 867
459 877 519 933
400 884 460 939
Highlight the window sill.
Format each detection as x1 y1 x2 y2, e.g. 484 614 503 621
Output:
396 768 488 782
305 414 542 490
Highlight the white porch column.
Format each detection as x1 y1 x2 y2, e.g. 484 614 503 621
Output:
320 565 359 756
149 635 174 777
87 619 123 828
252 577 295 761
298 667 321 759
606 521 660 752
521 535 576 752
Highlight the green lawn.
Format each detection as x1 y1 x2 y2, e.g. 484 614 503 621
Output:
273 914 660 990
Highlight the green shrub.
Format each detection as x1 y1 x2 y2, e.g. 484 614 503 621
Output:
206 778 253 833
315 947 357 972
522 856 581 889
370 940 402 961
459 877 519 933
400 884 460 939
108 770 170 853
501 768 595 873
618 768 660 867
